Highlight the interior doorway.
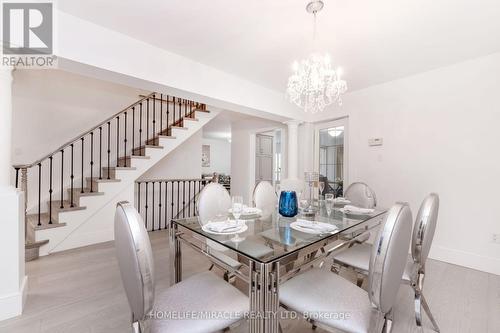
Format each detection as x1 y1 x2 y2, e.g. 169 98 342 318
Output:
314 118 348 197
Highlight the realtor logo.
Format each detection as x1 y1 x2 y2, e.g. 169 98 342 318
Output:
2 2 53 54
1 2 56 68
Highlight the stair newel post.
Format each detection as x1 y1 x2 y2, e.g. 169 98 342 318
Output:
160 94 163 134
124 111 128 162
146 99 150 143
60 149 64 208
48 156 53 224
132 107 135 154
152 181 155 232
37 163 42 226
99 127 102 180
158 180 162 231
152 94 156 139
81 137 85 193
107 122 111 174
116 116 120 167
90 132 94 193
145 182 149 230
70 144 74 207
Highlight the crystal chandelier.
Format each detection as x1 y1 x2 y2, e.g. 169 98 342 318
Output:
286 1 347 113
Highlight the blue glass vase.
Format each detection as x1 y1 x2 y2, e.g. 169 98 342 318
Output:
279 191 298 217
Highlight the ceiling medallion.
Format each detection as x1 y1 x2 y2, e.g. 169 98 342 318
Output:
286 0 347 113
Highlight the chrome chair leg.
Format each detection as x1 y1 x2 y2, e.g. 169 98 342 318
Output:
383 310 394 333
132 321 141 333
208 263 215 271
421 294 440 332
414 289 423 327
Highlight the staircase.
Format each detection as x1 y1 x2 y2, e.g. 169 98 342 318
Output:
13 93 218 260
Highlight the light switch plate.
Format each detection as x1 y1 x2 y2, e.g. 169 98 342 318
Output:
369 138 383 146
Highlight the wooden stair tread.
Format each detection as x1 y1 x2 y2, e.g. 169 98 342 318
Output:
27 213 67 230
102 166 137 170
86 177 121 183
68 188 105 196
25 239 49 249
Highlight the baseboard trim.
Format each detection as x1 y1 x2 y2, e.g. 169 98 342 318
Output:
430 245 500 276
0 275 28 321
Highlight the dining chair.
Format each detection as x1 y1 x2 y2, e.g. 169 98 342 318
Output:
333 193 440 332
344 182 377 209
196 183 242 276
280 202 413 333
114 201 248 333
253 181 277 215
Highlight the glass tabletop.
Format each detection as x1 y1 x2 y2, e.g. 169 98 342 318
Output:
172 204 386 264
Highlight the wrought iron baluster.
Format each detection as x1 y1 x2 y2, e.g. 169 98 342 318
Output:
107 122 111 176
37 163 41 226
15 168 19 188
172 97 176 132
49 156 53 224
182 181 186 218
139 103 143 148
81 138 84 193
99 127 102 179
152 181 155 231
70 144 74 207
164 181 168 230
60 150 64 208
146 99 150 143
158 181 162 230
132 107 135 153
177 181 180 216
166 95 170 133
160 94 163 134
90 132 94 192
152 94 156 138
124 111 128 161
116 116 120 167
137 182 141 214
145 182 149 230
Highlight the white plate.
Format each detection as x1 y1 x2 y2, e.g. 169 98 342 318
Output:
202 222 248 235
290 221 338 235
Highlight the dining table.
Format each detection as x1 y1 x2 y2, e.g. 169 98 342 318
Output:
169 202 387 333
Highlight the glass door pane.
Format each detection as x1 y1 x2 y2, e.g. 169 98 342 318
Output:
318 126 344 197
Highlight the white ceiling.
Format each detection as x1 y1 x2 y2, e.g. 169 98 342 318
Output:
60 0 500 92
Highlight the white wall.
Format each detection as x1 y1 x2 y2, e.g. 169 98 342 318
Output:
12 69 145 165
312 52 500 275
231 118 285 204
140 130 202 180
201 138 231 175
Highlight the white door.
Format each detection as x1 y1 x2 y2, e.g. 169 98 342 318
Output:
314 118 348 197
256 134 273 183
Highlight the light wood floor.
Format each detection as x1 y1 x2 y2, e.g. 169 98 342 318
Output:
1 231 498 333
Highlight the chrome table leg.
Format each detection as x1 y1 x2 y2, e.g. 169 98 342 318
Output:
249 260 280 333
169 221 182 285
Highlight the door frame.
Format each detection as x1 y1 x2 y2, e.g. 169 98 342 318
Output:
313 117 349 191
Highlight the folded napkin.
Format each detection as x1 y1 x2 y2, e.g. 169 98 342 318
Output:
206 220 244 233
333 197 350 203
343 205 374 214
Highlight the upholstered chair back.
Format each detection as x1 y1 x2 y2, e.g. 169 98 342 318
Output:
344 182 377 208
368 202 413 314
114 201 155 323
412 193 439 266
253 181 277 215
197 182 231 224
